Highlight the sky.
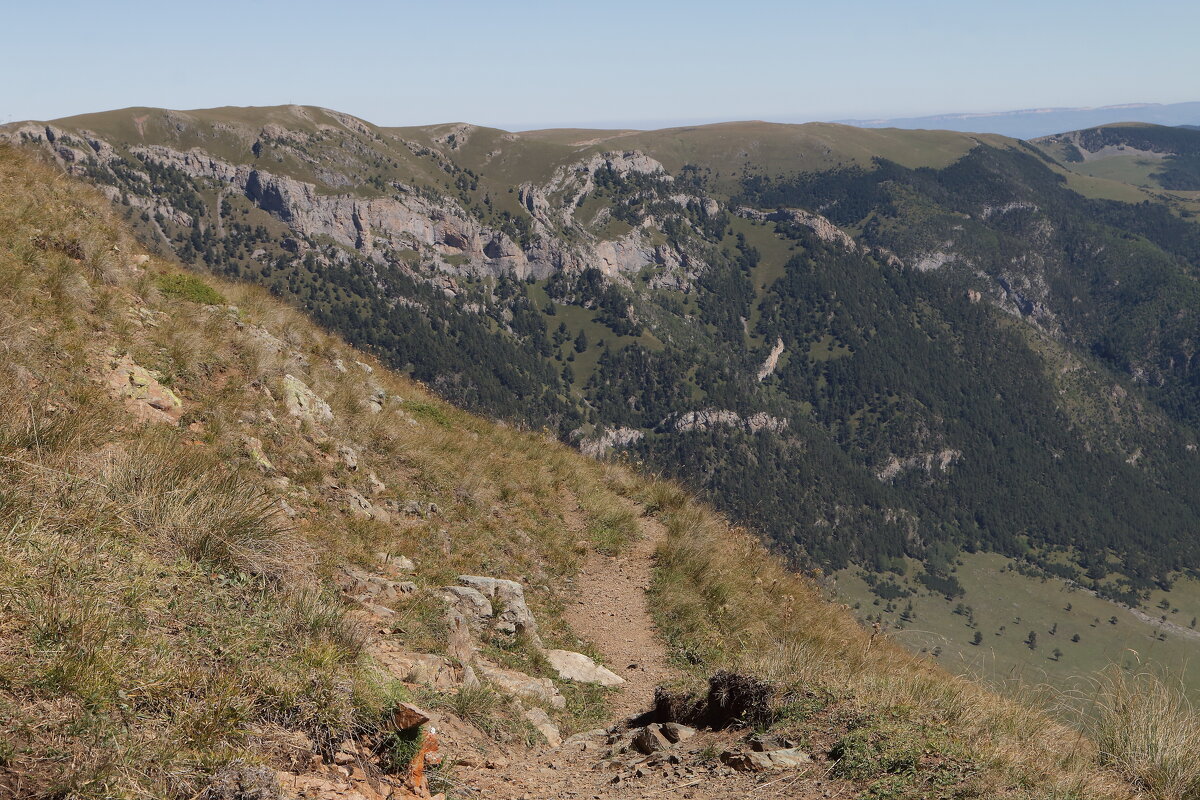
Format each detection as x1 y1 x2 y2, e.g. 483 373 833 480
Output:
3 0 1198 130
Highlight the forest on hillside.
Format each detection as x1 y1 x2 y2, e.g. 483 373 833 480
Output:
45 130 1200 606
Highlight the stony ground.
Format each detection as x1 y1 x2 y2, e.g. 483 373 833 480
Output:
446 509 841 800
448 727 851 800
271 501 838 799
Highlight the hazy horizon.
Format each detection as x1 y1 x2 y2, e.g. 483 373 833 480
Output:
4 0 1198 131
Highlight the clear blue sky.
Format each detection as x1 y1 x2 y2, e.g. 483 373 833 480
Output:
4 0 1197 130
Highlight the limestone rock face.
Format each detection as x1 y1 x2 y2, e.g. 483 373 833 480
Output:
875 447 963 482
282 373 333 424
577 426 644 459
544 649 625 687
756 337 785 382
666 408 788 435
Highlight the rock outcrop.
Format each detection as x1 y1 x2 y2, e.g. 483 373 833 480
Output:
737 206 858 252
103 351 183 425
876 447 963 481
283 373 333 425
666 409 788 435
8 120 707 285
456 575 541 645
577 426 644 459
756 337 785 382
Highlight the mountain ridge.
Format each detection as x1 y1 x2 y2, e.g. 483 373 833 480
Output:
10 105 1200 697
1 140 1171 800
836 100 1200 138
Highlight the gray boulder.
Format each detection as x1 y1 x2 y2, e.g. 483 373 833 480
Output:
545 649 625 687
721 747 812 771
457 575 541 645
631 724 673 755
524 707 562 746
440 585 493 629
476 659 565 709
661 722 697 744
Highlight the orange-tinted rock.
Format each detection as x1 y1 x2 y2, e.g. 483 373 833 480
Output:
392 702 431 730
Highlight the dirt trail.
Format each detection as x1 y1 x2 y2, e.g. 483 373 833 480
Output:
561 511 675 718
453 509 833 800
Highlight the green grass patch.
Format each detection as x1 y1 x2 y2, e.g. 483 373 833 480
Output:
406 400 453 428
155 272 226 305
379 726 425 774
587 507 638 555
831 715 978 799
837 551 1200 704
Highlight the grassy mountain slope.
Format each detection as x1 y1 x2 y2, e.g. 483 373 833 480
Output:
10 107 1200 704
5 143 1187 800
1033 123 1200 212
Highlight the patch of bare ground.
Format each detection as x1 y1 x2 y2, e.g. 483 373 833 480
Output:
449 505 829 800
562 508 675 719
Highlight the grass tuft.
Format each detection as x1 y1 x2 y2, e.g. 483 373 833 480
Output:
1088 668 1200 800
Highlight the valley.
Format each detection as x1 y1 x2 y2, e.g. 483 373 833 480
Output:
0 141 1150 800
8 106 1200 713
6 0 1200 794
836 554 1200 700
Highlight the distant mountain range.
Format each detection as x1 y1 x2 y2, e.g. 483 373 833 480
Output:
838 101 1200 138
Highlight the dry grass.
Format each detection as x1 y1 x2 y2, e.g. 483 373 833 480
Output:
645 493 1146 799
0 142 1191 799
0 145 640 795
1086 669 1200 800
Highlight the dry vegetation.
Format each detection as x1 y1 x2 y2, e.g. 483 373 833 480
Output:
1 143 1199 799
0 144 635 796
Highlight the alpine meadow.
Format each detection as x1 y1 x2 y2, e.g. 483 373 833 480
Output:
5 2 1200 798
